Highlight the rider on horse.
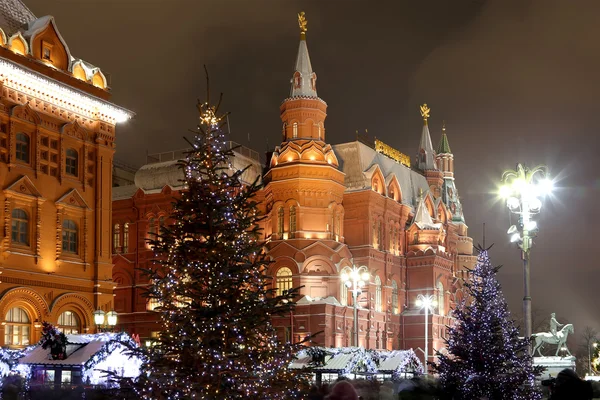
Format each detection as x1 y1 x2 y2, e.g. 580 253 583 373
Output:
550 313 564 341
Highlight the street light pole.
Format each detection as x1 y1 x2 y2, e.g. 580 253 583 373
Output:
500 163 552 355
341 266 370 347
416 294 437 374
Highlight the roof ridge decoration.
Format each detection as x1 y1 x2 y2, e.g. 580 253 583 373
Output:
437 120 452 154
290 11 318 98
416 103 437 171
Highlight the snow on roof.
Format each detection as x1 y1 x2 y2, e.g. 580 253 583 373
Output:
112 184 139 201
20 340 105 366
333 141 429 208
0 0 35 35
296 295 341 306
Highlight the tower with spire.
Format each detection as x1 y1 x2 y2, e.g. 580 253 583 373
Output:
436 122 464 223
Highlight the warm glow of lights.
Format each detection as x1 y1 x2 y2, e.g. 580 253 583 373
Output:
0 59 133 123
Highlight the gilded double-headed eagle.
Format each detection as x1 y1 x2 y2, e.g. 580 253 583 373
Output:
298 12 307 33
420 103 430 119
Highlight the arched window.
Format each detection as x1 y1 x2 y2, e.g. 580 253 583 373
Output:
289 206 296 239
123 223 129 253
391 280 399 314
16 133 29 163
276 267 293 296
57 311 79 334
292 122 298 138
11 209 28 245
62 219 78 253
65 148 78 177
318 124 322 140
340 277 348 306
113 224 120 253
282 122 287 140
437 281 445 316
277 207 284 238
375 276 382 312
5 307 30 346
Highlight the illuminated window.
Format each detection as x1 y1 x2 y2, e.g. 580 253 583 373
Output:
66 148 78 177
289 206 296 239
276 267 293 296
16 133 29 163
392 280 399 314
5 307 30 346
277 207 284 238
292 123 298 138
318 124 322 139
437 281 445 316
375 276 382 312
42 41 53 61
61 370 71 386
11 209 29 245
123 223 129 253
340 277 348 306
113 224 120 253
57 311 79 334
62 219 77 253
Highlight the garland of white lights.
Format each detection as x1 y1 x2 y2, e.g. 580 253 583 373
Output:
296 347 424 379
0 58 132 123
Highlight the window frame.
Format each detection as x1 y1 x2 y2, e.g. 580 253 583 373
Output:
57 310 80 334
11 208 29 246
61 219 78 254
5 307 30 347
275 267 293 297
65 148 78 177
16 133 30 164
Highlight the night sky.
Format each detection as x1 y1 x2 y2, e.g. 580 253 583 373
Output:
26 0 600 342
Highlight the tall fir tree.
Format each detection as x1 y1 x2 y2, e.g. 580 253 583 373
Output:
433 247 543 400
137 83 307 399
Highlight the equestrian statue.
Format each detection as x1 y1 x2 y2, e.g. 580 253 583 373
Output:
532 313 574 357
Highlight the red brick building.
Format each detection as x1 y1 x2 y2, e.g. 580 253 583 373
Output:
112 22 476 365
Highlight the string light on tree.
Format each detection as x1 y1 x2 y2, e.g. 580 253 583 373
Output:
134 69 308 399
433 246 543 399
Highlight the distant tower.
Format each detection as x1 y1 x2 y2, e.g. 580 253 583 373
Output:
435 122 464 223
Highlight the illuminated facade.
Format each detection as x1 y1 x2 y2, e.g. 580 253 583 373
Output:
0 0 131 347
111 16 477 362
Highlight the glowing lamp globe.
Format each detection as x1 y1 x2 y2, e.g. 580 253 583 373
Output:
361 272 370 281
506 197 520 211
539 178 554 196
415 298 423 307
106 310 118 326
93 309 105 325
341 272 349 282
499 185 512 199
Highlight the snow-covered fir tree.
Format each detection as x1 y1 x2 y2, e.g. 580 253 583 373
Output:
433 246 543 400
136 86 308 400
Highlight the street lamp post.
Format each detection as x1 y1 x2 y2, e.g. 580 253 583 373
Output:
500 163 552 354
416 293 437 374
93 309 118 333
341 266 370 347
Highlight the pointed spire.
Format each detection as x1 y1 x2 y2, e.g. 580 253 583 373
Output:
290 12 318 98
417 104 436 171
413 191 441 230
437 121 452 154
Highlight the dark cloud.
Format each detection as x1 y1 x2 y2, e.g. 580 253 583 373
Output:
26 0 599 335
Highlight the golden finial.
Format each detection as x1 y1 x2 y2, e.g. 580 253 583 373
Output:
442 120 446 132
420 103 430 122
298 12 307 38
418 188 424 198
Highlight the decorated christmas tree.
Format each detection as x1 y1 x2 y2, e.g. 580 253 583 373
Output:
136 80 307 399
433 246 543 400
